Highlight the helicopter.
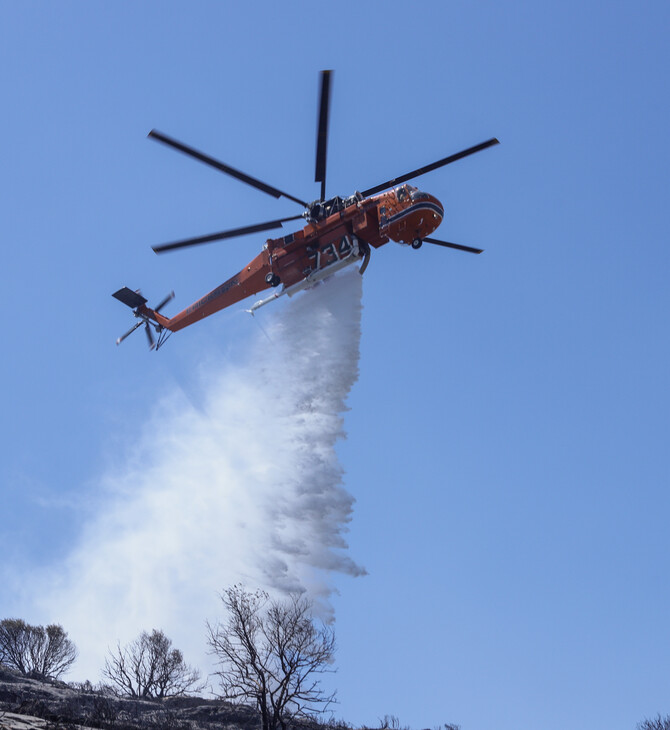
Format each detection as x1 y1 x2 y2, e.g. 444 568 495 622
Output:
113 70 498 350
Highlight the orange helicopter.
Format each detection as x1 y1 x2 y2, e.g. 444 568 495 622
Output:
113 70 498 350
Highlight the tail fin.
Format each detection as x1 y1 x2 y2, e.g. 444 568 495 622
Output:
112 287 148 309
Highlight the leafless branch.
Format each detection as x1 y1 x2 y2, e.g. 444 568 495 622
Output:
0 619 77 679
102 629 204 699
207 585 337 730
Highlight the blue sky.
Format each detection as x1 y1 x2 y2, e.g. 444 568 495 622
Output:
1 2 669 729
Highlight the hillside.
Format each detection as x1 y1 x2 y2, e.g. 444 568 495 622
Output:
0 667 265 730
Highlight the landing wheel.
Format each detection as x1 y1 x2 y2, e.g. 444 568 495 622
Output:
411 238 423 249
265 273 281 288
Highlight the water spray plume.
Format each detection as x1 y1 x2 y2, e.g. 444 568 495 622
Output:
39 270 365 681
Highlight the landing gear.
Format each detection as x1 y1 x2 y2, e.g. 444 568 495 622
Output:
411 238 423 249
265 272 281 287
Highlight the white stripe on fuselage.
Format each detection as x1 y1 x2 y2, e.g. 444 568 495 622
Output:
386 201 444 225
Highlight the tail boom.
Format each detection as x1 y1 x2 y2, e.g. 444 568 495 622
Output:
148 252 272 332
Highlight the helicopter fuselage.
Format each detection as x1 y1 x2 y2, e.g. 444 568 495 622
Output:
145 185 443 332
113 70 497 350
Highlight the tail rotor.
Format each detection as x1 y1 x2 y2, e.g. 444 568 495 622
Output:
116 321 143 346
112 287 175 350
144 322 156 350
153 291 176 313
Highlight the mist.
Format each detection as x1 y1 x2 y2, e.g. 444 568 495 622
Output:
35 269 365 682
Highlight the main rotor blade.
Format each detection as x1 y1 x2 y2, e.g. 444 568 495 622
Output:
314 70 332 202
361 138 500 197
423 237 484 254
152 215 304 254
148 130 309 208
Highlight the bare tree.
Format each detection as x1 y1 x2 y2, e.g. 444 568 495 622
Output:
379 716 407 730
0 619 77 679
102 629 203 699
207 585 336 730
638 716 670 730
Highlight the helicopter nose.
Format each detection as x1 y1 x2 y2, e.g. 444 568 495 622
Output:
409 189 444 235
383 188 444 245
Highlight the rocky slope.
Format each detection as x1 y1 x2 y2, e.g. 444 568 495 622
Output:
0 667 264 730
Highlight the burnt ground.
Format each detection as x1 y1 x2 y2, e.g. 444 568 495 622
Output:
0 666 331 730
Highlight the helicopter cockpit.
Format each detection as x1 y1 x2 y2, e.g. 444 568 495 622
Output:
394 184 418 202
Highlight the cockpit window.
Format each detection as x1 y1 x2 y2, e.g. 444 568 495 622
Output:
408 186 425 202
395 185 408 202
395 184 420 202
